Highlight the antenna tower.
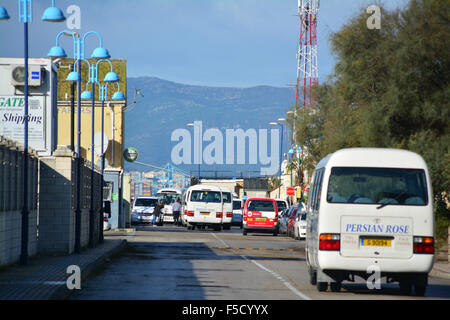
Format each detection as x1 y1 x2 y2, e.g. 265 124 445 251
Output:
295 0 319 110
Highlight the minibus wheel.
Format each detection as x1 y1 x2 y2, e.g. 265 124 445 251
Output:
309 269 317 285
414 284 427 297
243 229 247 236
399 280 412 295
317 281 328 292
330 282 341 292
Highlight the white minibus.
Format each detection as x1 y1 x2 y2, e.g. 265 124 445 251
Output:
306 148 434 296
183 185 224 231
156 188 182 223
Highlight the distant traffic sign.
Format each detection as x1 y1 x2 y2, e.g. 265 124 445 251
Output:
287 187 295 196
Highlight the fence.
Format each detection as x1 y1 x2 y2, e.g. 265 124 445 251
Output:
0 141 103 267
0 137 38 266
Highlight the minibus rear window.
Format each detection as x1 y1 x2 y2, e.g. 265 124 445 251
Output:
222 192 232 203
190 191 222 203
233 200 242 210
327 167 428 206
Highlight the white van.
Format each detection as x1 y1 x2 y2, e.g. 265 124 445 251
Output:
220 187 233 230
306 148 434 296
183 185 224 231
157 188 182 223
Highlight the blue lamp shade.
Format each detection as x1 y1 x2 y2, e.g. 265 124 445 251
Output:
0 6 10 20
47 46 67 58
112 91 125 100
91 47 111 59
103 72 120 83
81 91 93 100
66 71 82 82
41 6 66 22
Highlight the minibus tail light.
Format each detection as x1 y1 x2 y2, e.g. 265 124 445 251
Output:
319 233 340 251
186 211 194 217
413 236 434 254
216 212 223 218
226 212 233 218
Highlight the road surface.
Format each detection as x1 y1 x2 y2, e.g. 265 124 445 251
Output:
70 224 450 300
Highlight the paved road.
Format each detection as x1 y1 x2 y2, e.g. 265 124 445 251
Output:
70 224 450 300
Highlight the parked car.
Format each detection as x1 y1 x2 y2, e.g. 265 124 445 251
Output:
275 199 288 214
278 207 292 235
286 205 299 238
232 199 243 228
103 201 112 230
131 196 159 225
103 214 111 231
243 198 279 236
294 204 307 240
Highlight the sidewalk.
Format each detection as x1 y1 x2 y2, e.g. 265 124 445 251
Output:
430 262 450 280
430 243 450 280
0 238 127 300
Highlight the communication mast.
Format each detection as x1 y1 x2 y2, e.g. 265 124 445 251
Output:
295 0 319 110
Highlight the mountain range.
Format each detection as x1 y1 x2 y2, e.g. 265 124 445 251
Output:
124 77 295 177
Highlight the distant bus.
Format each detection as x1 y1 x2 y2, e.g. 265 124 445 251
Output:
157 188 183 223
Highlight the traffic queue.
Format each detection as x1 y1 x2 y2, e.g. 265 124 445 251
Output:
130 185 307 240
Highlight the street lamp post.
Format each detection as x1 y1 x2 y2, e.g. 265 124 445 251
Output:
48 30 117 253
0 0 65 265
81 58 120 248
97 81 124 243
270 119 285 199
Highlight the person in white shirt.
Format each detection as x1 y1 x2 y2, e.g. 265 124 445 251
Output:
172 198 182 226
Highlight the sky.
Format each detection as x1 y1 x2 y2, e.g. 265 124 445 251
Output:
0 0 410 88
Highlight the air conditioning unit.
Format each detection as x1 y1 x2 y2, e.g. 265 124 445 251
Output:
10 64 43 87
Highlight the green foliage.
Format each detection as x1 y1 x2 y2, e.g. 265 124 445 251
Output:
292 0 450 224
267 176 280 191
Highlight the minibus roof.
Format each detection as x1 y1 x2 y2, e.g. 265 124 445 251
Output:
157 188 182 194
188 184 223 192
317 148 428 170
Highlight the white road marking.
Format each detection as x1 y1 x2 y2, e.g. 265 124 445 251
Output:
211 233 312 300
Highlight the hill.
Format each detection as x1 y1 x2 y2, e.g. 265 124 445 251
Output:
124 77 295 177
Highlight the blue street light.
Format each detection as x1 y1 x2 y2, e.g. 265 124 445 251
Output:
0 5 10 20
0 0 65 266
41 0 66 22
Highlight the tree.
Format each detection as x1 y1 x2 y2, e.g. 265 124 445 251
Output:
291 0 449 224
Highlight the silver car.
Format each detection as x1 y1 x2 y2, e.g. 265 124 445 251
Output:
131 197 159 224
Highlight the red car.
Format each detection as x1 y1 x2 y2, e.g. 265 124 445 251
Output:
242 198 279 236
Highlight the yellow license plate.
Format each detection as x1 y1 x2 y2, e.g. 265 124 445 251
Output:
201 212 210 216
362 239 391 247
256 218 266 222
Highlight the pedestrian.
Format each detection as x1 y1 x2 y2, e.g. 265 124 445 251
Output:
172 198 182 226
152 201 164 227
